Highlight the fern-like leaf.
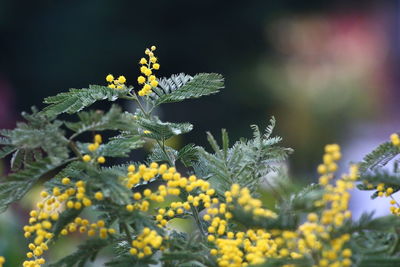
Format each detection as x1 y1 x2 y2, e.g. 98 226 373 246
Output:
137 116 193 140
177 144 199 167
97 135 145 158
151 73 224 106
42 85 130 117
194 119 292 194
0 158 72 213
66 104 138 138
0 109 69 166
47 238 110 267
359 142 400 173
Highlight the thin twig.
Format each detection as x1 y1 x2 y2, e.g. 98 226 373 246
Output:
68 140 82 158
190 204 206 236
120 223 133 244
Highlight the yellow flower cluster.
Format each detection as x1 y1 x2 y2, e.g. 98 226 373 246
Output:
391 133 400 146
18 143 360 267
212 229 278 266
304 144 356 266
122 162 272 265
122 162 318 266
224 184 278 219
61 218 115 239
129 227 163 258
0 256 5 267
82 134 106 164
23 189 61 266
246 145 356 267
137 46 159 96
317 144 341 181
64 180 93 210
22 176 110 266
123 162 216 225
106 74 126 89
204 184 278 266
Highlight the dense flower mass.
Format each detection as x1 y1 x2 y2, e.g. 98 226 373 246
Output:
19 141 361 266
130 227 164 258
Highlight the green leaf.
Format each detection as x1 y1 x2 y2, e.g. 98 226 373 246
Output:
0 146 16 159
10 149 24 170
97 135 145 158
0 108 69 165
48 238 110 267
65 104 138 138
87 165 133 205
52 208 82 237
357 257 400 267
105 254 157 267
194 119 292 194
250 257 313 267
137 116 193 140
359 171 400 187
0 158 71 213
232 207 296 230
334 213 400 237
147 144 177 164
177 144 199 167
152 73 224 105
285 183 324 212
351 230 400 259
42 85 129 117
359 142 400 173
357 171 400 198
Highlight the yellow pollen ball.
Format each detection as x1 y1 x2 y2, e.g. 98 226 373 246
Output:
82 155 91 162
88 143 98 151
97 156 106 164
139 58 147 64
95 192 104 201
106 74 114 82
150 80 158 87
137 76 146 84
118 76 126 84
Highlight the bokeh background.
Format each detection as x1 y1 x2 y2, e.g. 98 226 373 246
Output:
1 0 400 265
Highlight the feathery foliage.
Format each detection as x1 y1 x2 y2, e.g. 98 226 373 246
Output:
42 85 130 117
151 73 224 106
194 117 292 195
1 46 400 267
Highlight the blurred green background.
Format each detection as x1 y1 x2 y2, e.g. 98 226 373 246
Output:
1 0 400 265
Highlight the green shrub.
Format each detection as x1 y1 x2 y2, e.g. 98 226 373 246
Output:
1 46 400 267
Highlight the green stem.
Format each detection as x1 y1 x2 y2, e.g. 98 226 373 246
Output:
123 92 150 117
120 223 133 244
68 140 82 158
155 138 173 166
190 204 205 236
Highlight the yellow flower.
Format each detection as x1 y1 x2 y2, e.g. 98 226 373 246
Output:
137 76 146 84
97 156 106 164
82 155 91 162
118 75 126 84
106 74 114 82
